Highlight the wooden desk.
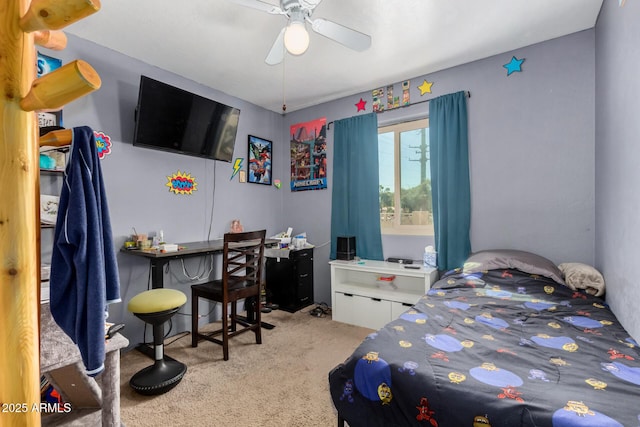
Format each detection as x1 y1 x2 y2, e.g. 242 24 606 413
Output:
122 239 278 331
122 240 227 289
122 239 278 289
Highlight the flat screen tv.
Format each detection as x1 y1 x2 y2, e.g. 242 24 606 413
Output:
133 75 240 162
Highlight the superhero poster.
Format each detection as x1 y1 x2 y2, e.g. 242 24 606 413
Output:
248 135 272 185
290 117 327 192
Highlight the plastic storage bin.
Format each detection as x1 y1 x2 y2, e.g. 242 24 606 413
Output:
376 274 397 290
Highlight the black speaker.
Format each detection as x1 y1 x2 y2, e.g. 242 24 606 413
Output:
336 236 356 260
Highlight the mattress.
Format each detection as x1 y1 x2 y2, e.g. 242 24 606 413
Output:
329 266 640 427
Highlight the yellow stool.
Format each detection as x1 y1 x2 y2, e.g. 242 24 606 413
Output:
127 288 187 395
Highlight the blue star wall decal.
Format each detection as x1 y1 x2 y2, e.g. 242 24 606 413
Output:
503 56 525 76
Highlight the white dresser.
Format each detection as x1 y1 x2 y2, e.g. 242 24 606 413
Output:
330 260 438 330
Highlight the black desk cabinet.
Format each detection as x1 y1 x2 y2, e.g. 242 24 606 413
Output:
266 248 314 312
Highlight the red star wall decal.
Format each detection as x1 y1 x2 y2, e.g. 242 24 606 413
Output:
355 98 367 112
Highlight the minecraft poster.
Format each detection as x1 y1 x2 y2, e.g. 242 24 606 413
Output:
290 117 327 192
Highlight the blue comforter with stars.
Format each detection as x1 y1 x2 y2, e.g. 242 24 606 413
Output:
329 268 640 427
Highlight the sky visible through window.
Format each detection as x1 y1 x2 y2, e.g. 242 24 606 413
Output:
378 129 430 191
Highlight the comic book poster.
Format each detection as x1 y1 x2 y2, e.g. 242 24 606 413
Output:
248 135 272 185
290 117 327 191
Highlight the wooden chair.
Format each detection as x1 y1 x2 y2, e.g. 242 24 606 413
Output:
191 230 266 360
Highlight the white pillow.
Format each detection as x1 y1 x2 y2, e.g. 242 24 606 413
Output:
558 262 605 297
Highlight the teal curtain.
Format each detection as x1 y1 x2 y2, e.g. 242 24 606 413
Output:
330 112 383 260
429 91 471 270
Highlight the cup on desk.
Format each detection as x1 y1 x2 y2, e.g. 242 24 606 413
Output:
137 235 151 250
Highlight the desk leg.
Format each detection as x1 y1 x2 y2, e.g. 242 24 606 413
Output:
137 258 176 357
150 259 169 289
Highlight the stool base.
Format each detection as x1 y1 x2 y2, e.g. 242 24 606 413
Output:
130 358 187 396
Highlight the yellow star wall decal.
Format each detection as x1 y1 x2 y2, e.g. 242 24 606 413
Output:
418 79 434 96
166 170 198 195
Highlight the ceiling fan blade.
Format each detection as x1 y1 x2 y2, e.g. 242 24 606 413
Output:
310 18 371 51
228 0 282 14
265 27 286 65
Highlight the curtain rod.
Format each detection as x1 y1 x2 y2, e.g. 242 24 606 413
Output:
327 90 471 130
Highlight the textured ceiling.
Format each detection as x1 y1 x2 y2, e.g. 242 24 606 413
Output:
66 0 603 113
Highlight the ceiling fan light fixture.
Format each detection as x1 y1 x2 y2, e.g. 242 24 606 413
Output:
284 21 309 55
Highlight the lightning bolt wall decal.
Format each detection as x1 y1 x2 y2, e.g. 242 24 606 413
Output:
231 158 243 180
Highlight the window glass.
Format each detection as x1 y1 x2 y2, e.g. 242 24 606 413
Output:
378 131 395 229
378 118 433 235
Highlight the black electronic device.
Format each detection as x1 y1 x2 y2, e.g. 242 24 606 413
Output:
106 323 125 339
387 257 413 264
336 236 356 260
133 75 240 162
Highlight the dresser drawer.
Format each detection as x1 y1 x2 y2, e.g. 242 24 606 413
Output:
333 292 392 330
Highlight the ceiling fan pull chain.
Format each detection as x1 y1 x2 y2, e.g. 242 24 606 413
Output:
282 54 287 113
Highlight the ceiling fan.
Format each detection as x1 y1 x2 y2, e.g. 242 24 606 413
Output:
229 0 371 65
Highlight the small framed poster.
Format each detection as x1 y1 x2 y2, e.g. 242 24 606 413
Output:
248 135 272 185
290 117 327 191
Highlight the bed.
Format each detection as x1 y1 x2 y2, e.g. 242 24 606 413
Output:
329 250 640 427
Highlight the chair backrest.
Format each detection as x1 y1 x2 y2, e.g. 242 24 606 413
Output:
222 230 266 293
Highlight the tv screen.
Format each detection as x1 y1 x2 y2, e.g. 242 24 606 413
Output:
133 75 240 162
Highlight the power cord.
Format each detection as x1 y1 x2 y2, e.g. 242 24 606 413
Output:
309 302 330 318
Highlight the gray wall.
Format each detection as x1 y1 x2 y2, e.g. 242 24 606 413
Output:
40 36 285 347
47 28 605 345
283 30 596 307
595 0 640 340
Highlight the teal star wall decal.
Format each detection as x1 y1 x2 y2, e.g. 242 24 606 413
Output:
503 56 525 76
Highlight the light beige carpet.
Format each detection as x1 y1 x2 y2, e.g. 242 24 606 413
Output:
119 308 372 427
